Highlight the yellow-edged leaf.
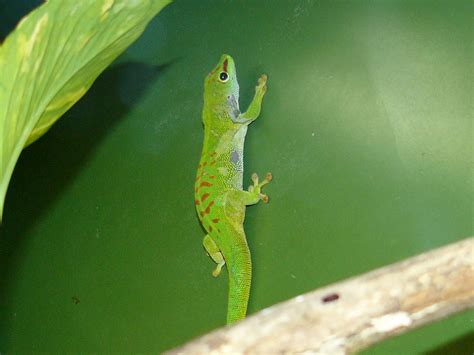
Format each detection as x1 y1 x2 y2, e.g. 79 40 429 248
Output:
0 0 172 220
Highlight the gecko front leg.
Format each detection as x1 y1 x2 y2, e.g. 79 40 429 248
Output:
229 74 268 125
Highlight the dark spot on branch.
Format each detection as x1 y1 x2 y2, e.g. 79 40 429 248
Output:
322 293 339 303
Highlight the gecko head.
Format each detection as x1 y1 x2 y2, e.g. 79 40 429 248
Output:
204 54 239 103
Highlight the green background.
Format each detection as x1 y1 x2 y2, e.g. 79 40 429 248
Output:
1 0 472 353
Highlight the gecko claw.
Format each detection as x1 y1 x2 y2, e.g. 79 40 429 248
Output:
258 172 272 188
260 193 269 203
251 173 259 184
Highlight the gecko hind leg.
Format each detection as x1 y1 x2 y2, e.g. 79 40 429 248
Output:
203 234 225 277
247 172 273 204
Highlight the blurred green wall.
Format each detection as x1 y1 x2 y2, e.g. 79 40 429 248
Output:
0 0 472 352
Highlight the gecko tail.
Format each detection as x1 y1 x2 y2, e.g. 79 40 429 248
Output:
226 245 252 324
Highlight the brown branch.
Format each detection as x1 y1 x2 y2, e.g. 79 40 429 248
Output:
168 237 474 354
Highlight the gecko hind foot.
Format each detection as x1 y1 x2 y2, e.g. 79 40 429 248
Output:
212 262 225 277
248 172 272 203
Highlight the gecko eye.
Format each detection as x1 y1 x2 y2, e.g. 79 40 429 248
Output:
219 72 229 82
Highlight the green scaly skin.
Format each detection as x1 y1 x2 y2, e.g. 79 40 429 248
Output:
195 54 271 324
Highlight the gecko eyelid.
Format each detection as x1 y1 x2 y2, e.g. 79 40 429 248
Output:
219 72 229 82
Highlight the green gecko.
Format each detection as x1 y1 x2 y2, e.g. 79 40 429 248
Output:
195 54 271 324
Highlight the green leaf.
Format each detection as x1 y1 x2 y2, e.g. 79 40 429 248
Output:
0 0 172 220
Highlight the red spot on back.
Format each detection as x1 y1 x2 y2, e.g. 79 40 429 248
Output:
201 193 210 202
208 226 213 232
195 200 200 205
200 200 215 217
212 218 219 224
210 160 216 166
223 58 228 72
205 201 215 214
195 181 212 193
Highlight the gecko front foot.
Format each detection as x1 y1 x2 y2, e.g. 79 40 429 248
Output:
256 74 267 96
248 172 272 203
